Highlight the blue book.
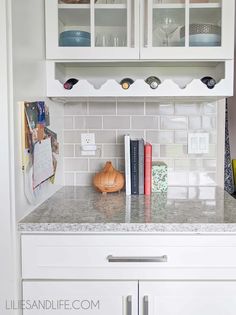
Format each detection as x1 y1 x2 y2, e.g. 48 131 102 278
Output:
130 140 139 195
138 139 145 195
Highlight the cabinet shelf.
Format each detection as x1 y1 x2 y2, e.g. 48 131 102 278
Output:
153 3 221 9
46 60 233 99
58 4 127 9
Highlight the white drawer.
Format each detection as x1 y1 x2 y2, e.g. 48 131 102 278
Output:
21 234 236 280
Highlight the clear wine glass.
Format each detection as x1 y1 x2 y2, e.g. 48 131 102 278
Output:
159 17 178 46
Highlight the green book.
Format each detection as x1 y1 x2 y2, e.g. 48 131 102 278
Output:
152 161 168 193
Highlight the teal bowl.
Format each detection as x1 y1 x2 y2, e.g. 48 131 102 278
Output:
60 30 91 39
59 36 91 47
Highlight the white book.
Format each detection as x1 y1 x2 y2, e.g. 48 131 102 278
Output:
124 135 131 195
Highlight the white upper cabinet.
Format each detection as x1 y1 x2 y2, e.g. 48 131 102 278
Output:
45 0 234 61
45 0 139 60
140 0 235 60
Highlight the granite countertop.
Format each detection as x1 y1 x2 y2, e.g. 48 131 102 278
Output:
18 186 236 233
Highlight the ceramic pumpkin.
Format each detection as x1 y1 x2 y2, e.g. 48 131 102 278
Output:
93 161 125 194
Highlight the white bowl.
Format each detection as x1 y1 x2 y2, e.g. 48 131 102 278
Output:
180 34 221 46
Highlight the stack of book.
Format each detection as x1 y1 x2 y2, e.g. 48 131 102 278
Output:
124 135 152 196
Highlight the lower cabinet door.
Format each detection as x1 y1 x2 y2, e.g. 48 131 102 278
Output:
23 281 137 315
139 281 236 315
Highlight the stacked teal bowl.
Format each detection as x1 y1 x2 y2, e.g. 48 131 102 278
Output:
59 30 91 47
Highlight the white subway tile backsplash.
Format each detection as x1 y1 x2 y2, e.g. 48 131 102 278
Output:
89 101 116 115
117 101 144 115
175 103 199 115
189 187 216 200
202 102 217 115
146 131 174 144
152 144 160 158
64 102 87 115
117 159 125 172
202 159 217 171
64 130 86 144
64 116 74 129
103 116 130 129
64 144 74 157
189 172 216 186
74 116 103 129
202 116 216 130
160 145 187 158
209 132 217 144
63 99 218 186
146 102 174 115
167 187 188 199
189 116 202 130
132 116 159 129
168 171 188 186
89 130 116 144
199 172 216 186
161 116 187 130
174 131 188 144
188 172 199 185
103 144 124 158
174 159 189 171
75 173 94 186
64 158 88 172
189 159 203 171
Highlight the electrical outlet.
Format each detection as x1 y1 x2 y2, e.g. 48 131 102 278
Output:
81 133 95 145
81 133 97 156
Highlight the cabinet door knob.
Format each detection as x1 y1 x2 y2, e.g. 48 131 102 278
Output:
127 295 132 315
107 255 168 263
144 296 149 315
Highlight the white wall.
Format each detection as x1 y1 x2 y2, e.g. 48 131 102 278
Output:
11 0 64 221
0 1 17 313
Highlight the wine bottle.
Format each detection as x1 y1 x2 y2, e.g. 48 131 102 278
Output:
63 78 79 90
145 76 161 89
120 78 134 90
201 76 216 89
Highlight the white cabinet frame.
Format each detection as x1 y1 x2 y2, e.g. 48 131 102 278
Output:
46 0 235 61
140 0 235 60
45 0 140 60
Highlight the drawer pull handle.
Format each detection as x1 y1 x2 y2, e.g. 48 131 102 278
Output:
127 295 132 315
144 296 149 315
107 255 167 263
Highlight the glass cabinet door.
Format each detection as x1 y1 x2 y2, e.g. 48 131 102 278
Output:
189 0 222 47
58 1 91 48
95 0 128 48
46 0 139 59
141 0 234 60
151 0 185 48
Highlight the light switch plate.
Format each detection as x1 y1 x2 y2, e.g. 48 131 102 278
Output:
188 133 209 154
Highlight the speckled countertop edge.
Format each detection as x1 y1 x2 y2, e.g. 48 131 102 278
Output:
18 223 236 233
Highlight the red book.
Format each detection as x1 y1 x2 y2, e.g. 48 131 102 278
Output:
144 143 152 195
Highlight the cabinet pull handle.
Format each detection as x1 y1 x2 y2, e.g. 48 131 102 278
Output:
127 295 132 315
107 255 167 263
144 296 149 315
